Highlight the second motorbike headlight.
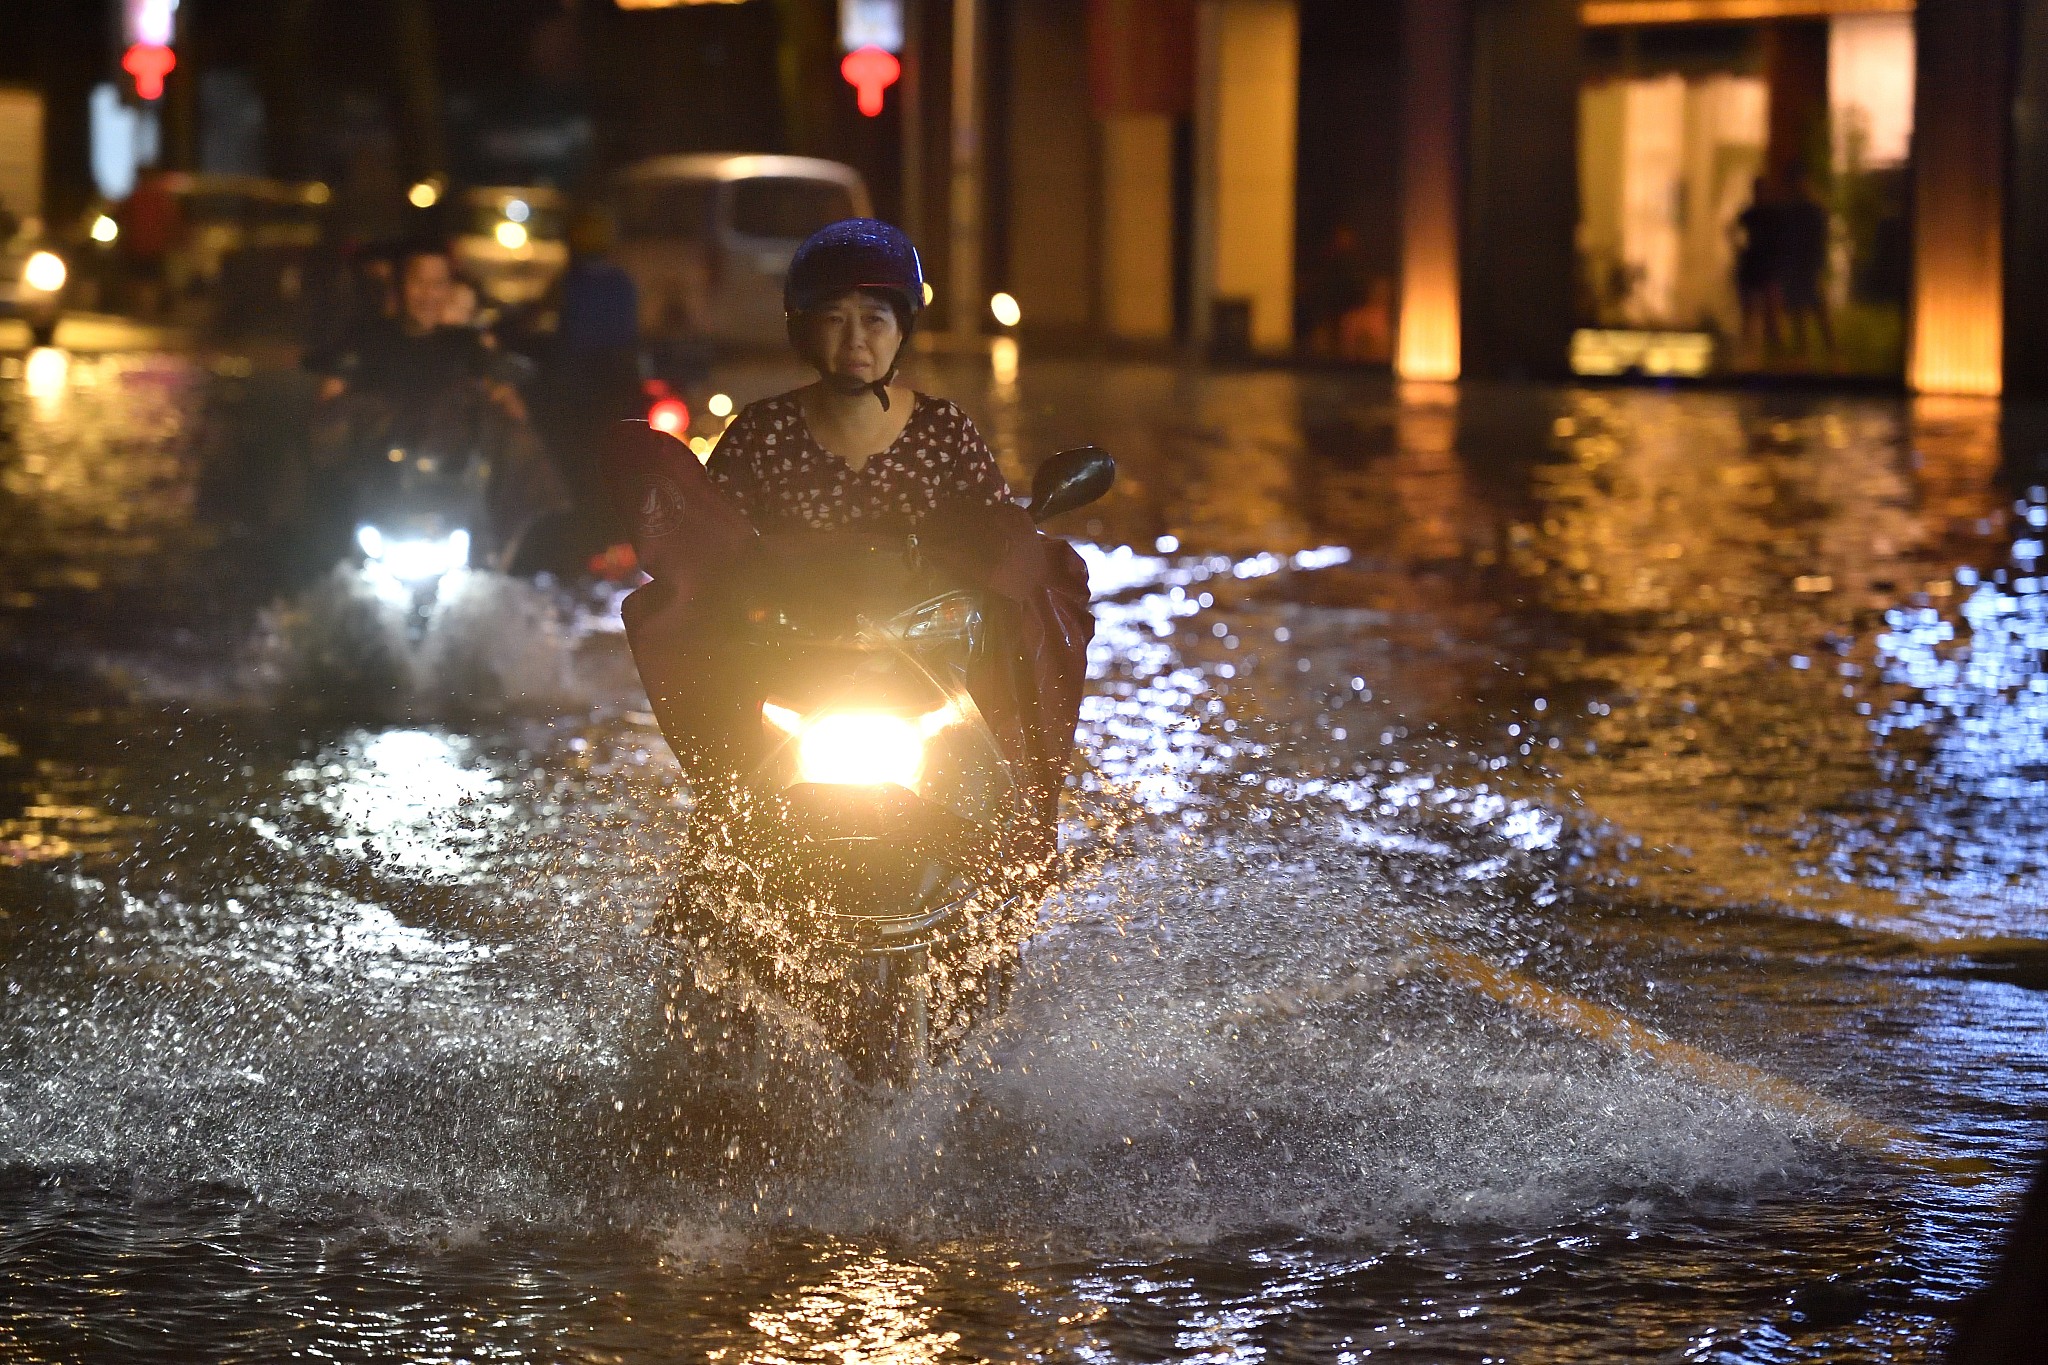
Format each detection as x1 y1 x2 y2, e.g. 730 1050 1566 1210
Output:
357 525 471 583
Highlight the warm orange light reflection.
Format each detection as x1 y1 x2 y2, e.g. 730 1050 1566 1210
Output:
1910 294 2003 397
1908 0 2006 396
1396 0 1462 382
1582 0 1912 23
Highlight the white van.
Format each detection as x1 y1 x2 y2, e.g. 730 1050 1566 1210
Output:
609 154 870 347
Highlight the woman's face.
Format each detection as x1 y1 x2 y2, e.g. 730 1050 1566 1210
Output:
806 291 902 385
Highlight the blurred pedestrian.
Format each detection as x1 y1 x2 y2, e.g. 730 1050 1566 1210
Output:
1776 166 1834 365
542 209 642 477
1732 176 1781 362
442 275 484 332
525 209 644 566
117 169 184 319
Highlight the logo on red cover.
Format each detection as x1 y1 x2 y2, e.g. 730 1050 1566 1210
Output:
638 477 686 539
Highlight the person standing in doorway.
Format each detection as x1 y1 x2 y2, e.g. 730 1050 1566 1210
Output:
1732 176 1781 364
1776 167 1835 366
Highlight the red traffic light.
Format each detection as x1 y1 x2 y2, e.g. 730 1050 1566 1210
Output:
840 46 901 118
648 397 690 437
122 43 176 101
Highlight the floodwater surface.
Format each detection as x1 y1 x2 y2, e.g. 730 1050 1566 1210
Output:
0 346 2042 1361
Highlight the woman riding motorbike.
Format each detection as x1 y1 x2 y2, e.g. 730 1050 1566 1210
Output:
610 218 1095 864
607 220 1101 1078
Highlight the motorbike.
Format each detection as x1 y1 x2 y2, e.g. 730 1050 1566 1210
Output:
323 362 568 627
663 445 1114 1086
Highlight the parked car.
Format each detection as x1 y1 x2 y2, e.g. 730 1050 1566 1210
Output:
0 223 67 347
607 154 870 347
142 173 330 334
159 173 329 288
451 186 569 307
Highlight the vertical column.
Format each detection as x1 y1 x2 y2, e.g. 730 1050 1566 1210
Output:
1006 2 1097 334
1189 0 1222 350
1397 0 1465 382
2006 0 2048 398
1090 0 1193 344
1193 0 1299 356
1763 20 1830 188
1909 0 2011 396
901 0 925 239
1099 116 1177 341
947 0 984 347
1462 0 1580 380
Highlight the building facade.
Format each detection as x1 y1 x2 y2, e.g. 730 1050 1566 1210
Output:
887 0 2044 396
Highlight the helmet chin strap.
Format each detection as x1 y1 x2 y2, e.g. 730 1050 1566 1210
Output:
821 338 905 411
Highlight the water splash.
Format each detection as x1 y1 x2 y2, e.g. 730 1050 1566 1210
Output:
247 565 586 717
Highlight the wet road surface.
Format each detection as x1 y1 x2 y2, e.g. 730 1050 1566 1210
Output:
0 342 2044 1360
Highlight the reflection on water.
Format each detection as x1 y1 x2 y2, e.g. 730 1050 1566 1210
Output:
0 348 202 622
22 346 67 416
723 1249 959 1364
0 353 2043 1360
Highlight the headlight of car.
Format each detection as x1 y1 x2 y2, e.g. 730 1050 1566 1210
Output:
22 251 66 295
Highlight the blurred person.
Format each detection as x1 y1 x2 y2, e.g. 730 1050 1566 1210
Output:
1776 166 1835 364
315 245 522 421
529 208 644 565
442 275 482 331
545 209 642 443
117 168 184 319
295 242 566 576
1732 176 1781 361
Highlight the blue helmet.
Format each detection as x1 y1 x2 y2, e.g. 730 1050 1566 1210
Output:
784 218 925 319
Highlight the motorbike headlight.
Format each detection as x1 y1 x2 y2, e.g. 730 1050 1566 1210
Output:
357 526 470 583
22 251 66 294
763 701 963 790
891 593 980 644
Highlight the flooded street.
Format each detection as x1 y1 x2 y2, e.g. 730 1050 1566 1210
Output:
1 343 2043 1361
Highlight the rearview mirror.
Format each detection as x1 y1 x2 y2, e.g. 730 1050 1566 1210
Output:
1029 446 1116 524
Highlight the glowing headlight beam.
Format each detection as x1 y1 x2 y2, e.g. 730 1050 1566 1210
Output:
760 702 963 789
356 526 471 583
796 713 924 788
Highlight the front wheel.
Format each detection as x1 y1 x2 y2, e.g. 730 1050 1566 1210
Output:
844 950 931 1088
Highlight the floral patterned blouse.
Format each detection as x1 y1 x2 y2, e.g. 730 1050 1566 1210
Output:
705 391 1012 531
